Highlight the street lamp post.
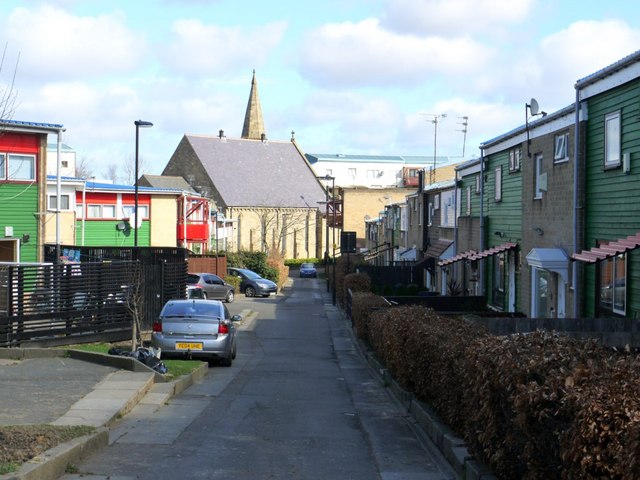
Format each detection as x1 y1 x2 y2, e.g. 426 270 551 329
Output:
317 175 336 304
134 120 153 248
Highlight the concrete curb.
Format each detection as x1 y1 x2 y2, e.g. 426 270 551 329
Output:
355 328 499 479
1 429 109 480
0 344 214 480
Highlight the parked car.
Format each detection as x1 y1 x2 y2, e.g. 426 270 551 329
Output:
227 267 278 297
187 273 234 303
151 299 241 366
299 262 317 278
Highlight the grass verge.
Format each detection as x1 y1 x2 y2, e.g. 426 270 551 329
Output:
64 342 203 378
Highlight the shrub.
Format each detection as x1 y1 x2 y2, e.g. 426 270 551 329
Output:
350 292 389 340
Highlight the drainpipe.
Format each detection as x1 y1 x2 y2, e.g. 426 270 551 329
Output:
479 149 485 295
55 129 63 262
572 86 582 317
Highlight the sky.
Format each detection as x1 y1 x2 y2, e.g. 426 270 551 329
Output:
0 0 639 181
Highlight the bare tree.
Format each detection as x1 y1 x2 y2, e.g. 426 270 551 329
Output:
103 163 120 183
123 154 149 185
255 207 317 255
123 261 144 351
0 44 19 121
75 155 94 179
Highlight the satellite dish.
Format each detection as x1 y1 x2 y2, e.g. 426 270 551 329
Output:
129 212 143 229
528 98 539 116
364 214 371 221
116 222 127 231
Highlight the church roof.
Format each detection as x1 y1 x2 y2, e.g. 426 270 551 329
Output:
176 135 326 209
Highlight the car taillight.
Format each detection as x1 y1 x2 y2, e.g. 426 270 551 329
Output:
218 322 229 334
153 321 162 333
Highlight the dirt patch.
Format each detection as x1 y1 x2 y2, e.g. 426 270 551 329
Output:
0 425 94 467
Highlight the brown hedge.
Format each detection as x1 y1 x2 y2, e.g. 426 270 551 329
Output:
363 306 640 480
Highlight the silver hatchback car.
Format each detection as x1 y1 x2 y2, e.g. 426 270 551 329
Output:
151 299 241 366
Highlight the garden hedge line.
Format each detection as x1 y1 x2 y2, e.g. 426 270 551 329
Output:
352 299 640 480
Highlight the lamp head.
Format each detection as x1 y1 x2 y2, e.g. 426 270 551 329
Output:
134 120 153 128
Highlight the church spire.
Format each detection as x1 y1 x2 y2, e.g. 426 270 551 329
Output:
241 70 266 140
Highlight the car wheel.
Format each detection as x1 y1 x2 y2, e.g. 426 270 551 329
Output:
231 341 237 359
262 294 270 298
225 290 234 303
202 291 208 299
220 356 232 367
245 286 256 297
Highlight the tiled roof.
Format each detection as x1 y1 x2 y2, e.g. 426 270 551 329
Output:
185 136 326 208
139 174 195 192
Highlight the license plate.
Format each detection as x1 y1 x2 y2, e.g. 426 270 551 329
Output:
175 342 203 351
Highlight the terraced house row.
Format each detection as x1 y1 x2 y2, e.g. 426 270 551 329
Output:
368 49 640 321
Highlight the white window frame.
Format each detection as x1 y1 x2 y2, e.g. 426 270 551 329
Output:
475 174 481 194
102 205 116 218
494 166 502 202
509 148 521 172
47 194 71 211
534 154 544 199
605 111 621 167
554 133 569 163
8 154 35 181
122 205 149 219
466 186 471 215
87 205 102 219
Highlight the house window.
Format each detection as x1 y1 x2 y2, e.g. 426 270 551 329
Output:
348 168 356 179
61 160 69 168
554 133 569 163
47 195 71 211
0 154 5 179
434 194 440 210
427 202 434 226
493 253 505 309
76 203 84 219
466 186 471 215
475 174 481 194
8 154 35 181
87 205 102 218
605 111 621 167
419 202 423 226
534 154 545 199
600 252 626 315
494 166 502 201
509 148 521 172
102 205 116 218
122 205 149 219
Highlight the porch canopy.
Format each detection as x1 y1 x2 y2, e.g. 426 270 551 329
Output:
438 241 517 267
526 248 569 282
571 232 640 263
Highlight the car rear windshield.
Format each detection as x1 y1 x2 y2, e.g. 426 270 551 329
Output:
161 301 223 318
186 274 200 284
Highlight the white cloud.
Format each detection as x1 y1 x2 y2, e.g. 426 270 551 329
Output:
300 18 493 87
381 0 535 36
471 19 640 110
163 19 287 76
4 6 147 81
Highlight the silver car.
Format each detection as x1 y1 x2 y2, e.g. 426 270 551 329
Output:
151 299 240 366
187 273 235 302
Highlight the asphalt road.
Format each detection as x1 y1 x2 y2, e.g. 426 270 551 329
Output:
60 275 456 480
